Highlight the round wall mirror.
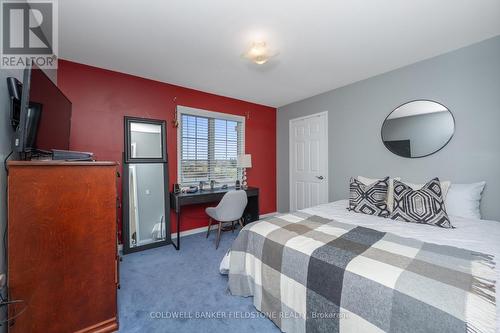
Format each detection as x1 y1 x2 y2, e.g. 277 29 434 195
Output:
381 100 455 158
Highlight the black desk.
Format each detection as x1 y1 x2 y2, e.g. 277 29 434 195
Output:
169 186 259 250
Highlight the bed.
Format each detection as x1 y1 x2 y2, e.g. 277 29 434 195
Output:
226 200 500 333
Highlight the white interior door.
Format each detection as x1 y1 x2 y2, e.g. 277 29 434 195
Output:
290 111 328 211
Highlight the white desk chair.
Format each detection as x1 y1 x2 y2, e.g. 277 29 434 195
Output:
205 190 248 249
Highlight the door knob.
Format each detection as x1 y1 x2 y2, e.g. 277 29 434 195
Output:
316 176 324 180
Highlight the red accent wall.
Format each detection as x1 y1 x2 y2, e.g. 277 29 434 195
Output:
57 60 276 240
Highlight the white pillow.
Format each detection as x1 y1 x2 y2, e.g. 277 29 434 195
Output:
357 176 400 212
445 182 486 220
402 180 451 200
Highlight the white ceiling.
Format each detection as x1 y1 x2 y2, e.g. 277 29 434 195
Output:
59 0 500 107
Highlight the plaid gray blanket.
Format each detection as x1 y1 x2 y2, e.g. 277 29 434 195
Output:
228 213 496 333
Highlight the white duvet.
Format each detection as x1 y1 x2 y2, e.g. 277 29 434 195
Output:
224 200 500 331
302 200 500 257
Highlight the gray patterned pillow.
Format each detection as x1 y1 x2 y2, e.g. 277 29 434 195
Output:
391 178 453 228
348 177 389 217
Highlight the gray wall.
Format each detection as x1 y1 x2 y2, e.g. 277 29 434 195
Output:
277 36 500 220
0 67 52 268
382 111 454 157
0 68 21 328
0 66 56 331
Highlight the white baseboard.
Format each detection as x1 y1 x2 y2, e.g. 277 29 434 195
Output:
260 212 278 218
171 225 208 239
170 212 279 239
117 213 282 249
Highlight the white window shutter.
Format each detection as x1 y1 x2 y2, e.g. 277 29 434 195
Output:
179 112 244 186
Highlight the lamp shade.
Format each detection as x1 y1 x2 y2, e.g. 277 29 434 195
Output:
237 154 252 168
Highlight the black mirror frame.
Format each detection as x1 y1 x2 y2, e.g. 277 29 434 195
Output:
381 99 456 159
124 116 167 163
122 116 171 254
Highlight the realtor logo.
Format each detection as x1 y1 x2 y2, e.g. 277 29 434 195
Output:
1 0 58 69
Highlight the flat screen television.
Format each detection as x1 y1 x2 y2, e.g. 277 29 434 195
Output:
10 63 72 156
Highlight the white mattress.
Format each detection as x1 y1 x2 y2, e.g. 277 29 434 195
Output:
302 200 500 331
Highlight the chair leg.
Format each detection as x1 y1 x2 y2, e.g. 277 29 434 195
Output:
216 221 222 249
206 218 212 238
238 218 244 229
231 221 234 233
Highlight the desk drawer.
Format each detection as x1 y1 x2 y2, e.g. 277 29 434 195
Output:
180 193 224 206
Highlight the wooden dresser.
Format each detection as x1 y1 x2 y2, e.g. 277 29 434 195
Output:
7 161 119 333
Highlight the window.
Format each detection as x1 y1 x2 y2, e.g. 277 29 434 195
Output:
178 106 245 186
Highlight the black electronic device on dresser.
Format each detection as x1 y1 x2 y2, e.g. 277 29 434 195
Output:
6 63 93 161
8 63 71 155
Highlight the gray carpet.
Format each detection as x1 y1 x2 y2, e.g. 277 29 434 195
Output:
118 230 280 333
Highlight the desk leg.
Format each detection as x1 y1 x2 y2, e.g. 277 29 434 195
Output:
245 195 260 224
172 208 180 250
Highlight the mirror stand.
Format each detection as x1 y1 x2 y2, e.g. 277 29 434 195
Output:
122 117 171 254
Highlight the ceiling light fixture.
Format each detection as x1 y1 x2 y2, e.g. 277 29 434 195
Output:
243 41 278 65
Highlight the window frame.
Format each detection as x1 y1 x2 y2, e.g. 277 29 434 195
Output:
176 105 245 186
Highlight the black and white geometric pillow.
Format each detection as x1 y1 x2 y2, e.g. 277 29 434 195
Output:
391 178 453 228
348 177 390 217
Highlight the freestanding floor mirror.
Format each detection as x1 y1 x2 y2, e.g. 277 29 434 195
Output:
122 116 171 254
